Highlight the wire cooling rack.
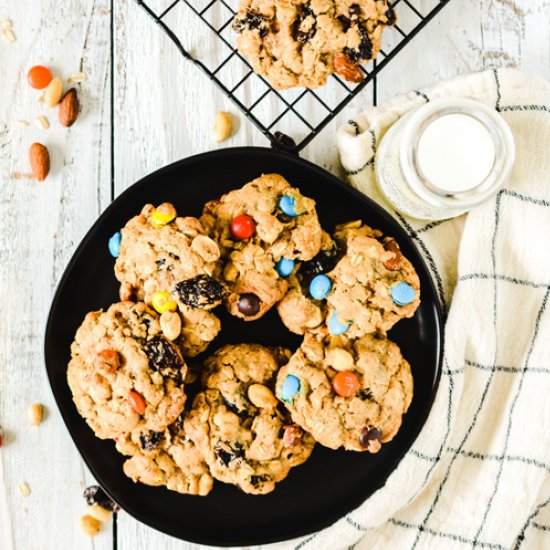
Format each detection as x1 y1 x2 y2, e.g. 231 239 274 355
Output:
134 0 452 151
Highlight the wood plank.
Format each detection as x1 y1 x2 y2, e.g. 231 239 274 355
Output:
0 1 113 549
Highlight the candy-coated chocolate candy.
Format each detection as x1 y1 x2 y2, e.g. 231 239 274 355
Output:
151 203 177 226
359 426 382 449
238 293 260 316
309 274 332 300
280 374 300 402
108 231 121 258
332 371 359 397
27 65 52 89
279 195 298 217
128 391 146 415
328 312 350 335
276 258 295 277
391 281 416 306
230 214 255 240
151 291 178 314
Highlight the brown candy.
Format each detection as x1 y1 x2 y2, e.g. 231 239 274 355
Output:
283 424 304 448
359 426 382 452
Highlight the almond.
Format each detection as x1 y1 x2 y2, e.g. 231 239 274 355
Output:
29 143 50 181
58 88 79 127
333 54 364 83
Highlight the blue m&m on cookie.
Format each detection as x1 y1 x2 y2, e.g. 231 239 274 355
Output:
309 274 332 300
276 258 295 277
328 312 350 335
280 374 300 402
391 282 416 306
279 195 298 217
108 231 122 258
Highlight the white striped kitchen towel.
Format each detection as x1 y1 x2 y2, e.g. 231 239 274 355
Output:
269 69 550 550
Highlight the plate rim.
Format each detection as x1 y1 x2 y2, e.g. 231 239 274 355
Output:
44 146 444 546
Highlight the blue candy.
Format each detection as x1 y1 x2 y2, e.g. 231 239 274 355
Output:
108 231 122 258
280 374 300 402
276 257 295 277
391 282 416 306
279 195 298 217
328 312 350 335
309 274 332 300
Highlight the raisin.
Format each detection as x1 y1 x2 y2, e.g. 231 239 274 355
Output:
251 474 270 487
272 131 297 151
155 258 166 269
214 444 244 466
294 7 316 43
300 247 340 284
168 252 180 260
139 430 164 451
338 15 352 31
83 485 120 512
385 5 396 26
357 388 373 400
145 336 185 381
168 412 186 437
173 275 224 309
345 25 373 63
232 11 270 38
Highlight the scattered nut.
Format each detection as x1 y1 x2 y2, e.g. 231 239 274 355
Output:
28 403 43 426
12 120 29 129
2 29 16 43
58 88 79 127
18 482 31 497
350 253 364 266
191 235 220 262
44 78 63 108
29 142 50 181
333 53 364 83
35 91 45 103
87 504 112 523
2 19 13 30
68 71 87 84
283 425 304 448
160 311 182 341
326 348 354 372
247 384 278 408
34 115 50 130
212 111 232 143
80 514 101 537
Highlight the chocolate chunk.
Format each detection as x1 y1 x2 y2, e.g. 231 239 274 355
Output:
238 293 261 316
359 426 382 449
173 274 224 308
250 474 270 487
83 485 120 512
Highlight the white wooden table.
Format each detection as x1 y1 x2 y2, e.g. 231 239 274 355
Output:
0 1 548 549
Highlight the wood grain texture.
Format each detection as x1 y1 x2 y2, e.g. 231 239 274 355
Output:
1 0 549 549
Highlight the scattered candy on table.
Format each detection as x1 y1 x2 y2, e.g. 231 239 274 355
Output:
108 231 121 257
391 281 416 306
151 291 177 313
332 371 359 397
27 65 52 90
328 312 350 335
276 257 295 277
279 195 298 217
280 374 300 402
237 292 260 316
309 274 332 300
230 214 255 240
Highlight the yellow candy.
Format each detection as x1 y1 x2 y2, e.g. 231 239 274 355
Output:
151 203 176 227
151 291 177 314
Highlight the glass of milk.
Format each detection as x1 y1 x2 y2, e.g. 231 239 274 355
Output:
375 97 515 220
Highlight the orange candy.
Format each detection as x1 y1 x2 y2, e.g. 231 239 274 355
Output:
128 391 146 415
332 371 359 397
27 65 53 90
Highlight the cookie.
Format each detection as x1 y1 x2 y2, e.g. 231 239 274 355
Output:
67 302 187 439
116 415 213 496
185 344 315 494
201 174 324 320
232 0 396 90
275 330 413 451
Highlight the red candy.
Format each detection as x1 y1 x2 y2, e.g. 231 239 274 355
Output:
27 65 52 89
230 215 255 240
332 371 359 397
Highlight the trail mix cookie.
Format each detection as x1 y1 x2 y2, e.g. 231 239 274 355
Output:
185 344 315 494
275 330 413 451
326 221 420 337
114 203 223 355
201 174 324 320
67 302 187 439
116 415 213 496
232 0 396 89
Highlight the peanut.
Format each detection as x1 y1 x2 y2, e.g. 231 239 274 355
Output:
28 403 43 426
191 235 220 262
80 514 101 536
247 384 278 408
326 348 354 372
87 504 112 523
160 311 182 341
212 111 232 143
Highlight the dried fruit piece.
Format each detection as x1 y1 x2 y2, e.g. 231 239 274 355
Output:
173 275 224 308
27 65 52 90
383 238 402 271
87 504 112 523
44 78 63 108
83 485 120 512
214 443 243 466
80 515 101 536
128 391 146 415
333 53 364 83
28 403 43 426
232 11 269 37
145 336 185 380
139 430 164 450
283 424 304 448
58 88 80 127
212 111 233 143
29 142 50 181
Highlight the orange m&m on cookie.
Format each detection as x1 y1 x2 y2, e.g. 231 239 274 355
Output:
332 371 359 397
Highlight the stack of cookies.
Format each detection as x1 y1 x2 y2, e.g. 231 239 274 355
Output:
67 173 419 496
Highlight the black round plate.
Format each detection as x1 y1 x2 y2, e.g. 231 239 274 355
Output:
45 147 443 547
